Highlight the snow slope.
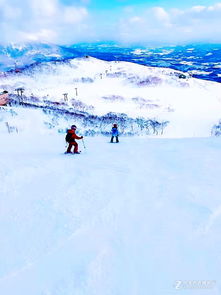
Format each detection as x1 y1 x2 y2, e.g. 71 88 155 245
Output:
1 55 221 295
1 56 221 137
0 133 221 295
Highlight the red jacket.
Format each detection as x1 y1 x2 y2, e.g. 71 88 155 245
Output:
67 129 82 141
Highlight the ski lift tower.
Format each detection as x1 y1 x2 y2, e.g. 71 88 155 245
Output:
15 87 25 104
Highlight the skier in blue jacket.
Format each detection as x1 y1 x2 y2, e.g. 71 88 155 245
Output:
110 123 119 143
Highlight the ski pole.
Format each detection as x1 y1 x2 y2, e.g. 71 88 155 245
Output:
82 138 86 149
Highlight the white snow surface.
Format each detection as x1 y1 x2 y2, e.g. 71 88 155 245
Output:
0 132 221 295
1 57 221 294
1 56 221 137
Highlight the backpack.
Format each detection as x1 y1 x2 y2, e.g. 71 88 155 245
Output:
65 132 72 143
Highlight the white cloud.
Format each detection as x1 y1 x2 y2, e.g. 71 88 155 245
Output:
63 7 88 24
128 16 143 24
19 29 57 42
1 1 221 44
0 0 89 43
31 0 58 18
2 4 22 19
118 2 221 43
170 8 184 17
190 6 206 13
152 7 170 24
208 2 221 11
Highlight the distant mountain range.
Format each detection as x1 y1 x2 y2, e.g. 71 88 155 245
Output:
0 42 221 82
0 43 82 72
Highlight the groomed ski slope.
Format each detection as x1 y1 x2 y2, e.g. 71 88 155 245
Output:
0 133 221 295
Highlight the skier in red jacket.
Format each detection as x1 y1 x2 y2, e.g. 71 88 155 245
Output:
65 125 83 154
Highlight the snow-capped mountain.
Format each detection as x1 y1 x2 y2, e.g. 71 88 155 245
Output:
1 56 221 137
1 42 221 82
0 43 82 72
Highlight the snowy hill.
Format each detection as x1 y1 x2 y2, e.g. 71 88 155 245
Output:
1 56 221 137
0 134 221 295
1 55 221 294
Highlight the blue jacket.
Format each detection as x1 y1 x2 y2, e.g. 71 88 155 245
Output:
112 127 119 136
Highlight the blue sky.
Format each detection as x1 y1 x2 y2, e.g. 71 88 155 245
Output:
62 0 217 9
0 0 221 44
